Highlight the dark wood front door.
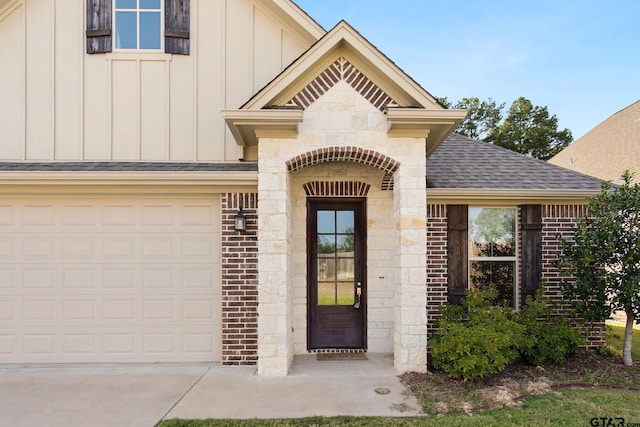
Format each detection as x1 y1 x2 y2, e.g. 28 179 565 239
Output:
307 199 366 349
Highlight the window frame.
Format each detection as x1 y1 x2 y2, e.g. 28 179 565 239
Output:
113 0 164 52
467 206 519 309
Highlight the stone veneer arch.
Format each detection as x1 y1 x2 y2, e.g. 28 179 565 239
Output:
286 146 399 191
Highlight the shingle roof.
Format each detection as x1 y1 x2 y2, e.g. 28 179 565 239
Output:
548 100 640 185
0 162 258 172
427 133 604 191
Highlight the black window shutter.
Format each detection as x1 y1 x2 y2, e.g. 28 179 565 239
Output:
447 205 468 304
86 0 112 54
165 0 190 55
520 204 542 301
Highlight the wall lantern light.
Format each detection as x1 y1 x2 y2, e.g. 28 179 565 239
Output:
234 207 247 232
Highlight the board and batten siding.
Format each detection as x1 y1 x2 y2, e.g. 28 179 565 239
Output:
0 0 313 162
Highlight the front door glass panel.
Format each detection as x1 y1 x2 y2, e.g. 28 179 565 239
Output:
317 210 355 306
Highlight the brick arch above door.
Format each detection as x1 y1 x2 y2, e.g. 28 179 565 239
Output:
286 146 399 191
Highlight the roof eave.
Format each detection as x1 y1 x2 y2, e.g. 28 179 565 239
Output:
427 188 599 204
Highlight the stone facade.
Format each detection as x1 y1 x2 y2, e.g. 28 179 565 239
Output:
256 80 428 375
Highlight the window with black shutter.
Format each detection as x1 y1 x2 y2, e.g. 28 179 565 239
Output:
86 0 189 55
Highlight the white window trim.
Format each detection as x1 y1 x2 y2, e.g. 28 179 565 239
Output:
468 206 519 309
113 0 164 52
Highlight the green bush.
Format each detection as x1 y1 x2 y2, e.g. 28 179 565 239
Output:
430 287 525 381
517 288 585 366
430 285 585 381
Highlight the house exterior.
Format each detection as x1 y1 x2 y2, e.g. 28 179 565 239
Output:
0 0 605 376
549 100 640 185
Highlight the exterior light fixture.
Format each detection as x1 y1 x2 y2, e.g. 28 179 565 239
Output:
234 207 247 232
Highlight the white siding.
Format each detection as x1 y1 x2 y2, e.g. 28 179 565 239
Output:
0 0 312 162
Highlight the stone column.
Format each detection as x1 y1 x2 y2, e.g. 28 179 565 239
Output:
393 157 428 373
257 140 293 375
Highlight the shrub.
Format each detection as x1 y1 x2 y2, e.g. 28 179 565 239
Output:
517 288 585 366
430 287 525 381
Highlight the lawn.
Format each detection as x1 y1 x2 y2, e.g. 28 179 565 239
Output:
159 325 640 427
606 322 640 361
160 390 640 427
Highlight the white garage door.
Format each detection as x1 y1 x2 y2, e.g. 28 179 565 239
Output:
0 194 221 363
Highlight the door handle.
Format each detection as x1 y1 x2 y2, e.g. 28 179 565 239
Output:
353 282 362 309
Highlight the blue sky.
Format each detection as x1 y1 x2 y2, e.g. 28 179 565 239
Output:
294 0 640 140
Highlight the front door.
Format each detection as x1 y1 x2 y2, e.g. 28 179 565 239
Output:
307 199 366 349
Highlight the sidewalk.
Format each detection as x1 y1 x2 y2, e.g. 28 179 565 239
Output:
0 353 422 427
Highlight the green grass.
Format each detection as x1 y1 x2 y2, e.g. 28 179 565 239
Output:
159 389 640 426
606 322 640 360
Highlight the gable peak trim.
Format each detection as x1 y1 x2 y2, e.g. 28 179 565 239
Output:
283 57 400 111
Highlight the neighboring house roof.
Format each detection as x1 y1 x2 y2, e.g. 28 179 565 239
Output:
548 100 640 185
427 133 604 192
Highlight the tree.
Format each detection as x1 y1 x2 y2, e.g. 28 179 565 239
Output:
450 97 505 140
556 171 640 366
487 97 572 160
439 96 574 160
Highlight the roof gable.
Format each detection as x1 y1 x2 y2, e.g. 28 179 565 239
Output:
243 20 441 110
222 21 466 154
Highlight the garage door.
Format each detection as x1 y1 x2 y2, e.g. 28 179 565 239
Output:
0 194 221 363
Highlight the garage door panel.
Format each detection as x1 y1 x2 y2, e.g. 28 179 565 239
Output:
0 194 221 363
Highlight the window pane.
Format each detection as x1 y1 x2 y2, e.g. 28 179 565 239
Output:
116 0 136 9
336 235 354 254
317 235 335 255
336 258 354 281
336 211 354 233
140 0 161 9
336 281 355 305
469 208 515 257
140 12 161 49
115 12 137 49
317 258 334 281
317 211 334 234
317 282 335 306
470 261 514 306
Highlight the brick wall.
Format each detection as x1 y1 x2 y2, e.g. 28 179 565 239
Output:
542 204 605 349
221 193 258 365
426 204 448 337
425 203 605 350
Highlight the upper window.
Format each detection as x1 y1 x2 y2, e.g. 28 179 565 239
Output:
468 207 517 308
114 0 162 50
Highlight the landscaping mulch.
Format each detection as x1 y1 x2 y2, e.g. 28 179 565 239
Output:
400 352 640 416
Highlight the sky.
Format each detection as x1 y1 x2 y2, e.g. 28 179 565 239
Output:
294 0 640 140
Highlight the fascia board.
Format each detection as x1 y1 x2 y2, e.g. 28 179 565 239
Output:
0 171 259 189
270 0 326 41
426 188 597 204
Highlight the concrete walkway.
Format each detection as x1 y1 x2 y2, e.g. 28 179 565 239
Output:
0 353 422 426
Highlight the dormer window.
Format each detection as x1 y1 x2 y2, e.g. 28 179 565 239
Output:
114 0 162 50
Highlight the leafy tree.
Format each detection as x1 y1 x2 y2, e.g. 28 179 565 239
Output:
450 97 505 140
438 96 573 160
556 171 640 366
487 97 572 160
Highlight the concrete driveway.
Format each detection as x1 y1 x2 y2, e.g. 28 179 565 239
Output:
0 353 422 426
